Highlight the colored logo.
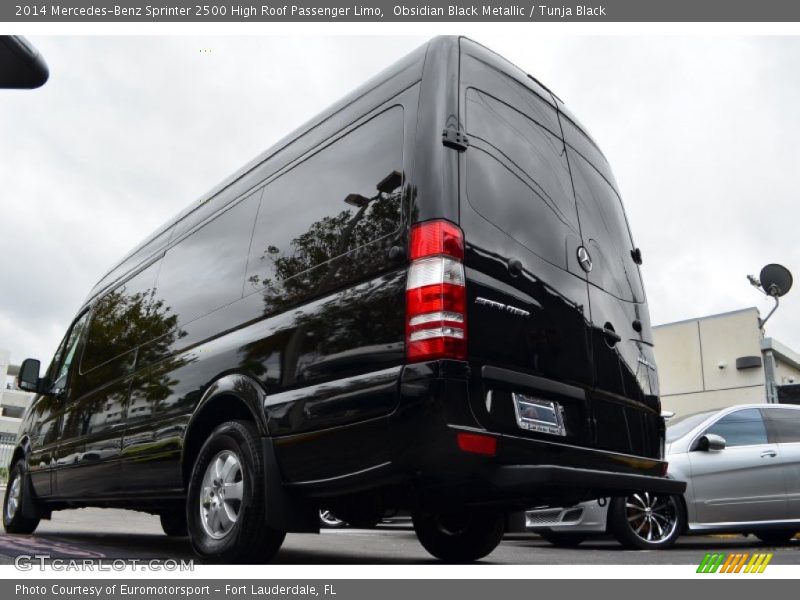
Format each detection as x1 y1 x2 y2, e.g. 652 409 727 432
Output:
697 552 773 573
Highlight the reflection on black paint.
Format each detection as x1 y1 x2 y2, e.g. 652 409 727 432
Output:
237 107 406 405
68 278 189 439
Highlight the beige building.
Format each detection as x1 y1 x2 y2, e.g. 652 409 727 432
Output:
653 307 800 416
0 349 35 467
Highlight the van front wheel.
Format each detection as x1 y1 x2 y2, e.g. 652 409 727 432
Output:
186 421 285 563
3 462 40 534
412 508 504 562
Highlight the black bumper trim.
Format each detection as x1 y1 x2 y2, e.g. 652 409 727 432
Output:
488 465 686 496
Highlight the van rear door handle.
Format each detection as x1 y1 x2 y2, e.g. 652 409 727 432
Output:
593 325 621 344
760 450 777 458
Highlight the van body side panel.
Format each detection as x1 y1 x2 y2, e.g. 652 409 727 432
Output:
114 82 418 492
117 267 407 492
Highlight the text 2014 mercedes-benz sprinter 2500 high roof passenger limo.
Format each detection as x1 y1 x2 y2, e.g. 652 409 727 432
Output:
6 37 684 562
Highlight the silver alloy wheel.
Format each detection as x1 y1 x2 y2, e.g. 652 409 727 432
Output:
624 492 679 543
5 474 21 522
319 510 346 527
199 450 244 540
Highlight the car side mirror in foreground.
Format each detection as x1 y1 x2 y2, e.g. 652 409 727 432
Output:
0 36 49 89
696 433 726 452
17 358 42 393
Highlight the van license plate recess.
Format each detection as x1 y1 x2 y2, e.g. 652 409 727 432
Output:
512 393 567 436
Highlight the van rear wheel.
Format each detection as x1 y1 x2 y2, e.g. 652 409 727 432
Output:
186 420 285 562
755 530 797 546
412 508 504 562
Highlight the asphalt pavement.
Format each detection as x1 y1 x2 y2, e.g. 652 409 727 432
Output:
0 506 798 565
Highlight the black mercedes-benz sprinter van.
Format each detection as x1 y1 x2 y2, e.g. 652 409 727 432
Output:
5 37 684 562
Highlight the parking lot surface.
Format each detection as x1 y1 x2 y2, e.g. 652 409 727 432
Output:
0 507 798 565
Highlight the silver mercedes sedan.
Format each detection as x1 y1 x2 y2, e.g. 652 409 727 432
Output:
526 403 800 549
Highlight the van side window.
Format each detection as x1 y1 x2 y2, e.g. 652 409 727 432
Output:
246 107 404 294
155 190 262 326
465 88 580 270
90 225 174 299
81 259 163 373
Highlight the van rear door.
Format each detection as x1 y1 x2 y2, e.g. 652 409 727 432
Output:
458 41 595 449
559 113 662 458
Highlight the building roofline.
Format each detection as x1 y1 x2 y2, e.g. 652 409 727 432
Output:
762 337 800 371
653 306 760 329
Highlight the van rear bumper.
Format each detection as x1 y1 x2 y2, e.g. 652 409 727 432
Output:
389 360 681 506
486 465 685 497
405 428 685 508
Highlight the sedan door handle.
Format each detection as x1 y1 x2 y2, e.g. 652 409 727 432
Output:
760 450 777 458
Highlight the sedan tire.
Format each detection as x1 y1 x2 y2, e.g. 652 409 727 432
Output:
609 493 683 550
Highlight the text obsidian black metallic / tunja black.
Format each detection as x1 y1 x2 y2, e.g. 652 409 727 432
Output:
4 36 685 563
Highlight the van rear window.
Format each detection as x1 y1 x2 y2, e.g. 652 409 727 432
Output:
465 88 580 270
569 149 645 303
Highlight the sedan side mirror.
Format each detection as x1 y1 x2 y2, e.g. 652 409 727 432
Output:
17 358 42 393
696 433 726 452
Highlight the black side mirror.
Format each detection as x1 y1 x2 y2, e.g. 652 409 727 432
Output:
0 36 49 89
17 358 42 393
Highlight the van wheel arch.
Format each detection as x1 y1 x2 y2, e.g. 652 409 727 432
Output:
182 376 268 487
9 439 30 472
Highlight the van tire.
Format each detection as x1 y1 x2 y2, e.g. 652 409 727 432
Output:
186 420 285 563
412 508 504 562
3 462 40 535
755 529 797 546
160 510 188 536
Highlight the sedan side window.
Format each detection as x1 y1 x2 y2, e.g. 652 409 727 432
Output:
704 408 768 447
765 408 800 443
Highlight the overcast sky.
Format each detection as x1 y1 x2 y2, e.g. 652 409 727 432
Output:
1 35 799 365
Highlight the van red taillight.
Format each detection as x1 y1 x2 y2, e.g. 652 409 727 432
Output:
457 432 497 456
406 220 467 362
410 219 464 260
